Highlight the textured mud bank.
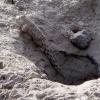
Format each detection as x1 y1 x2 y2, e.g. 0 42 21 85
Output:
0 0 100 100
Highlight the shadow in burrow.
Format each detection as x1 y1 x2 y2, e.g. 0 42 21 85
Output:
12 29 99 86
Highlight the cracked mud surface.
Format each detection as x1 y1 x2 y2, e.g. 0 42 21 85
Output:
0 0 100 100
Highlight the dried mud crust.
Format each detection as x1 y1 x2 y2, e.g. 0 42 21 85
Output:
0 0 100 100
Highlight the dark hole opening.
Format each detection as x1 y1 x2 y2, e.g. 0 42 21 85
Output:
71 26 81 33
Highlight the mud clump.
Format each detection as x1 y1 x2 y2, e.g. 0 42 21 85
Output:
70 30 92 49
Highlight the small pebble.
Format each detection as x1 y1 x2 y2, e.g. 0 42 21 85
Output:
70 30 92 49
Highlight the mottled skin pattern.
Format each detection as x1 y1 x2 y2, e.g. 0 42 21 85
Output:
16 15 66 81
